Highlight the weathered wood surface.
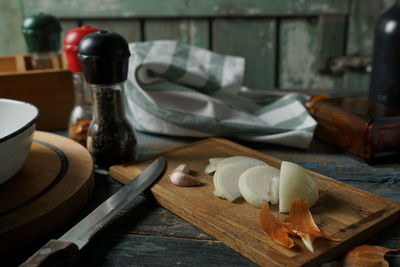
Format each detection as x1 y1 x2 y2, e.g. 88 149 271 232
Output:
22 0 349 18
316 15 346 73
110 138 400 267
3 0 395 93
213 18 276 89
81 19 141 43
279 19 343 90
59 20 80 47
145 19 209 48
7 130 400 266
0 131 93 257
0 0 25 55
344 0 397 95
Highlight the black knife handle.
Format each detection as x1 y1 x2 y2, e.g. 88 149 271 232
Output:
20 239 79 267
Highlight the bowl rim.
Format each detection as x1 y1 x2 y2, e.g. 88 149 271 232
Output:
0 99 40 143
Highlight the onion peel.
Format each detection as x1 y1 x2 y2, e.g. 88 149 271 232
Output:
260 202 295 249
260 199 340 252
342 245 398 267
284 199 340 252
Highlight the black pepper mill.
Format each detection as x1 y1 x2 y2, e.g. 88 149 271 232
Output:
78 31 137 168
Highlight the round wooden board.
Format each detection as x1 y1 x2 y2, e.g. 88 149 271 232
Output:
0 131 93 254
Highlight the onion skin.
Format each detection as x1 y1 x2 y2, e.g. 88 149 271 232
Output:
284 199 340 252
260 202 295 249
260 199 340 252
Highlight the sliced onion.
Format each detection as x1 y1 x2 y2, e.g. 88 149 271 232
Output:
204 164 215 174
279 161 319 213
217 156 268 169
205 157 226 174
238 166 280 208
210 157 226 168
213 163 255 201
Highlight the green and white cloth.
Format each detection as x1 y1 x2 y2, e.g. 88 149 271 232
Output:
125 41 316 149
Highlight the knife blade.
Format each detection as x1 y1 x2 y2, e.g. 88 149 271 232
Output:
20 156 166 267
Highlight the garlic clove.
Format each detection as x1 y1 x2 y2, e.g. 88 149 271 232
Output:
173 163 189 174
170 171 201 187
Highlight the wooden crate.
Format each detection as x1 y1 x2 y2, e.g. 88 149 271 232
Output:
0 52 73 130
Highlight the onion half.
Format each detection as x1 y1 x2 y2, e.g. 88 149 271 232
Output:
279 161 319 213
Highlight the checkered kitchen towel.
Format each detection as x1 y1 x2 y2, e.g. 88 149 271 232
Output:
124 41 316 149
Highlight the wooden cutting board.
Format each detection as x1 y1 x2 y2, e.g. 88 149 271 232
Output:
0 131 93 255
110 138 400 267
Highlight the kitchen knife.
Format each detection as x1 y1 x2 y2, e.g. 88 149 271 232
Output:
20 156 166 267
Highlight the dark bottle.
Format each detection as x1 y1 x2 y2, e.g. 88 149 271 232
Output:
21 13 61 70
78 31 137 168
64 26 99 146
370 1 400 109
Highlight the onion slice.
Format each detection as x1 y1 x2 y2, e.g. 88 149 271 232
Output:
210 157 226 168
260 202 295 249
204 163 215 174
279 161 319 213
217 156 267 169
205 157 226 174
213 163 255 201
238 166 280 208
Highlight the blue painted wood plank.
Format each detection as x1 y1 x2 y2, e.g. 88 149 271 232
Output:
22 0 350 18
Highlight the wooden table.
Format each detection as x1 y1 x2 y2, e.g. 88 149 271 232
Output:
13 131 400 266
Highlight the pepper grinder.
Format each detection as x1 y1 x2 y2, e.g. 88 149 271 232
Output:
78 30 137 168
21 13 61 70
64 25 99 146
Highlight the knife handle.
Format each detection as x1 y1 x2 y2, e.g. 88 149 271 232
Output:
20 239 79 267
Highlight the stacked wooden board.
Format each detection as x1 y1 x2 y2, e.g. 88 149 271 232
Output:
0 131 93 255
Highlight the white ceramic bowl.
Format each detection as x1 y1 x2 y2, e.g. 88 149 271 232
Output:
0 98 39 184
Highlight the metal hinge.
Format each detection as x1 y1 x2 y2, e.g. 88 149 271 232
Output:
328 56 372 75
316 15 372 76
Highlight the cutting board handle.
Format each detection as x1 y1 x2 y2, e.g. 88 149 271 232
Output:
20 239 79 267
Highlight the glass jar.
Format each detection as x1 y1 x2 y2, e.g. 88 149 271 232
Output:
68 72 92 146
87 82 137 167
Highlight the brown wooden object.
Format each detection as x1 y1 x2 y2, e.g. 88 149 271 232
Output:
20 239 79 267
0 53 73 130
110 138 400 267
307 94 400 159
0 131 93 255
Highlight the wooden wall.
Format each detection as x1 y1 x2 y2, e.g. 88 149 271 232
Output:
0 0 398 94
